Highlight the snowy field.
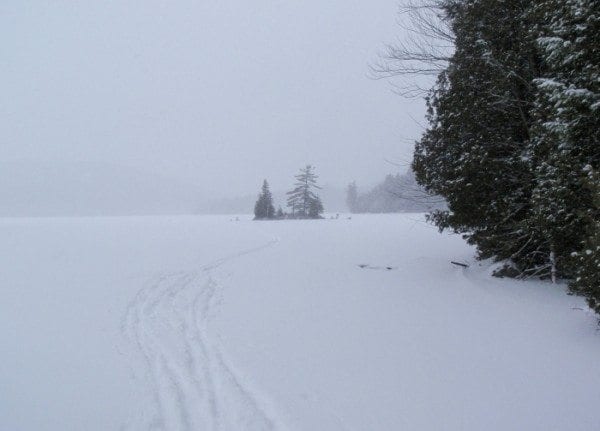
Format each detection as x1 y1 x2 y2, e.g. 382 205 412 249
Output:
1 213 599 431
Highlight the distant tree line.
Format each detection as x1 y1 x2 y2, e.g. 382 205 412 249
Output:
254 165 324 220
346 170 446 213
381 1 599 312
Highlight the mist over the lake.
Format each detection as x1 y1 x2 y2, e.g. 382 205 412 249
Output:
2 0 428 215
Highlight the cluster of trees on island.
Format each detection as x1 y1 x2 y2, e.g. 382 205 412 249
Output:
380 1 598 312
254 165 324 220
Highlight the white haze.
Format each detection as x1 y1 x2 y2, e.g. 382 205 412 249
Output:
1 0 428 215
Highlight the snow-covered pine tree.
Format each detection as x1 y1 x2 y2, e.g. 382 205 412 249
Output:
286 165 323 219
569 167 600 312
382 0 597 298
253 180 276 220
529 0 600 280
412 0 541 274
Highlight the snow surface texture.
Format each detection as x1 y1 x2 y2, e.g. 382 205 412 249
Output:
1 214 599 430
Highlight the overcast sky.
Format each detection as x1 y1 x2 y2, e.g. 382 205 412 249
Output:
2 0 429 197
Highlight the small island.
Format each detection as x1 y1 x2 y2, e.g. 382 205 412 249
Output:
254 165 324 220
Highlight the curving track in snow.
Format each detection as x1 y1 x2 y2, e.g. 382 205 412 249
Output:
121 240 282 431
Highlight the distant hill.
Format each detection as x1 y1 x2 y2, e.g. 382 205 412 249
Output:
0 161 350 216
0 161 203 216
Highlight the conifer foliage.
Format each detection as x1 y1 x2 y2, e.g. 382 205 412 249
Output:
254 180 276 220
386 0 599 312
413 0 540 272
286 165 324 218
568 168 600 313
531 0 600 285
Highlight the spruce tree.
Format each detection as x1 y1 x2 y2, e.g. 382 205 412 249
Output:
569 167 600 312
308 196 324 219
413 0 541 274
286 165 323 218
253 180 275 220
529 0 600 279
384 0 598 303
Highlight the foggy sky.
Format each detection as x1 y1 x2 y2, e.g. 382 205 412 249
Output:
2 0 429 197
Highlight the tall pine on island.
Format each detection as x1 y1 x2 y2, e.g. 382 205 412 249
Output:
286 165 324 219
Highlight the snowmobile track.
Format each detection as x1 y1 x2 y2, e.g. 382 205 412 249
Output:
121 240 282 430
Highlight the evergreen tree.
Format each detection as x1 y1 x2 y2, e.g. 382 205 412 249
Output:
384 0 599 309
253 180 275 220
308 196 324 219
569 167 600 312
286 165 323 218
412 0 542 275
528 0 600 279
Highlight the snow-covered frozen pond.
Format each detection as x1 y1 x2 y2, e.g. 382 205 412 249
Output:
1 214 599 430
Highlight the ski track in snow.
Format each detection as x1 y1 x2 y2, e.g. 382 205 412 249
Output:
120 240 282 431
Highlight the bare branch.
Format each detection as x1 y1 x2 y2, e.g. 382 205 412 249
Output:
370 0 455 97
